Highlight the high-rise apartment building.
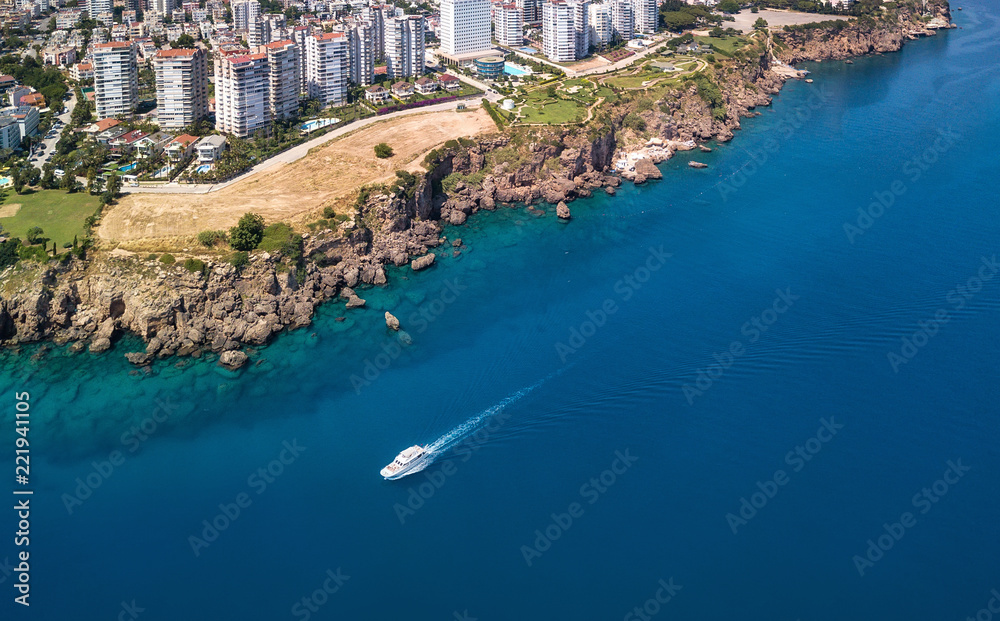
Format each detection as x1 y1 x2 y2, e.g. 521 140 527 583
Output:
542 1 574 62
153 47 208 130
493 3 523 47
233 0 260 31
588 2 611 49
610 0 633 41
348 22 375 86
305 31 349 108
516 0 540 25
292 25 310 94
261 40 299 120
630 0 656 34
92 41 138 118
384 15 424 79
570 0 589 59
440 0 490 57
215 52 270 137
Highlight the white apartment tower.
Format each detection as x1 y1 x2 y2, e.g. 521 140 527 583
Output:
215 52 270 137
153 47 208 130
306 32 349 108
542 1 574 62
92 41 138 119
384 15 424 80
349 22 375 86
610 0 633 41
630 0 656 34
440 0 490 57
292 25 310 94
516 0 540 25
233 0 260 31
588 2 611 49
493 4 523 48
570 0 589 59
88 0 111 18
262 40 299 120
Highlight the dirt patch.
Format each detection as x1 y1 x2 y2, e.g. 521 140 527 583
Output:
0 203 21 217
98 108 496 247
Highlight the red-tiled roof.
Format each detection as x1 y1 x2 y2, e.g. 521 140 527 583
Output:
156 48 200 57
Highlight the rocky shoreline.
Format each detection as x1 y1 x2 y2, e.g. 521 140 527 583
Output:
0 2 952 367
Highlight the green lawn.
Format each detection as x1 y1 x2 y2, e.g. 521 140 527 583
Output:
694 35 748 56
0 189 100 248
518 95 587 124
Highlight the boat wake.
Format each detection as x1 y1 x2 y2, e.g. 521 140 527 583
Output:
424 376 551 458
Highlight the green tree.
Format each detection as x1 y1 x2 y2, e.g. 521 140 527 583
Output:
228 212 266 250
374 143 394 159
754 17 769 28
718 0 740 13
26 226 44 244
171 33 196 48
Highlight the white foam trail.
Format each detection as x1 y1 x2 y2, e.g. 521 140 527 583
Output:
425 376 550 456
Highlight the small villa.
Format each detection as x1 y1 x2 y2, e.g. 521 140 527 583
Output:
365 85 390 103
165 134 198 162
391 81 414 98
414 76 438 95
438 74 461 91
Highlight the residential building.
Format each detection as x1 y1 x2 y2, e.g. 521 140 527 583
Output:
261 40 299 120
292 25 311 94
542 1 575 62
70 62 95 81
164 133 198 161
233 0 260 31
365 84 389 103
390 81 413 98
570 0 590 59
134 131 174 159
438 73 461 90
0 117 21 150
630 0 656 34
196 134 226 163
384 15 424 80
305 31 349 108
43 46 77 66
153 47 208 130
439 0 490 57
589 2 611 48
516 0 540 25
93 41 139 119
88 0 112 18
493 4 523 47
9 87 30 108
0 75 13 90
154 0 175 14
215 52 270 137
11 106 39 140
348 22 374 86
414 76 437 94
55 8 85 29
610 0 633 41
19 93 45 107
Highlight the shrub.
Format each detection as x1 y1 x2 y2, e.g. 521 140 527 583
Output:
374 143 394 158
197 230 227 247
183 258 206 273
228 251 249 268
18 244 49 263
146 253 158 260
0 239 21 268
622 113 647 132
26 226 44 245
229 212 266 251
257 222 303 263
322 206 337 218
159 253 176 265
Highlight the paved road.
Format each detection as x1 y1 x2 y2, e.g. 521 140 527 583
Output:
122 96 487 195
31 91 76 171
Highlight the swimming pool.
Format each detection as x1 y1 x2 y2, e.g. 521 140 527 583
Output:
0 177 10 187
119 163 136 172
195 164 212 173
300 118 339 132
504 62 530 76
518 46 538 54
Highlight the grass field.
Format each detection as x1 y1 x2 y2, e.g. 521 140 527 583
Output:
694 35 749 56
0 189 99 248
515 78 601 124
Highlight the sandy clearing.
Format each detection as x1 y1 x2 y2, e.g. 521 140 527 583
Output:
728 9 851 34
0 203 21 217
98 108 496 246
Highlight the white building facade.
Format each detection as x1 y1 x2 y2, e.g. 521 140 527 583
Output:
493 3 523 47
93 41 138 119
153 48 208 130
542 1 575 62
215 52 270 137
440 0 491 57
306 31 349 108
631 0 656 34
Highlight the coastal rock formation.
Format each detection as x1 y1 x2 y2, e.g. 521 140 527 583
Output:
385 312 400 331
411 254 436 271
557 201 571 220
219 350 249 370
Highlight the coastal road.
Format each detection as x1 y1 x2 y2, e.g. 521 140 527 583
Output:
122 97 489 195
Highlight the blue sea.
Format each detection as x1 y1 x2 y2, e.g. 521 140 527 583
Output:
3 4 999 619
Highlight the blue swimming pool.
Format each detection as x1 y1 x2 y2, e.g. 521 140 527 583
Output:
300 118 339 132
119 163 136 172
518 46 538 54
504 62 530 76
195 164 212 173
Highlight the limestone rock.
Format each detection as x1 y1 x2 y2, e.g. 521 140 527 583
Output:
556 201 571 220
411 254 436 271
219 350 249 370
346 295 366 309
385 312 400 331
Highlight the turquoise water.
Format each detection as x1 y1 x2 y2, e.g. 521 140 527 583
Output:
2 4 999 619
505 62 530 76
195 164 212 173
301 118 337 132
118 163 136 172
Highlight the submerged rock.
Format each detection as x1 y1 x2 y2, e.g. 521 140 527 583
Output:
346 295 366 309
411 254 436 271
557 201 571 220
688 161 708 169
